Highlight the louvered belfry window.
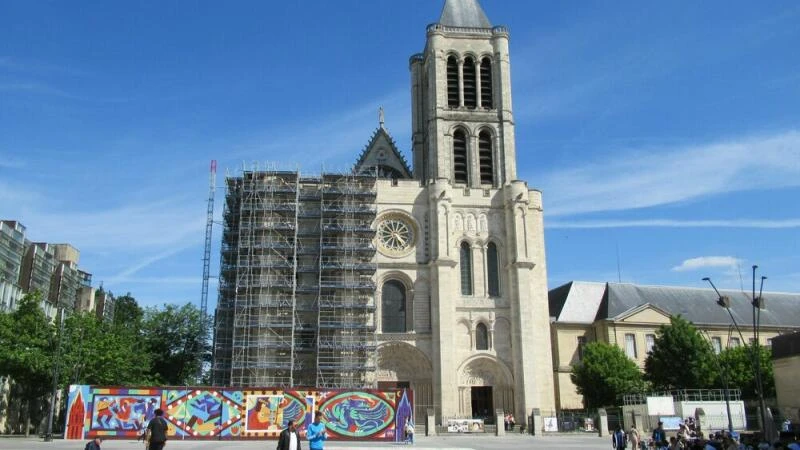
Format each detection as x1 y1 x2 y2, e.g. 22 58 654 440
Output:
453 129 469 184
460 241 473 295
480 57 493 108
463 57 477 108
447 56 459 108
478 130 493 185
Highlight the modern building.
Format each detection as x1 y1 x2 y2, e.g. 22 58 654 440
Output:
0 220 97 319
549 281 800 410
212 0 557 421
772 331 800 423
0 221 26 311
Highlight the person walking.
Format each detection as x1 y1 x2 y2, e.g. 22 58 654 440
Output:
146 408 169 450
84 437 103 450
652 422 667 450
277 420 302 450
307 411 327 450
404 417 415 445
613 425 628 450
629 425 641 450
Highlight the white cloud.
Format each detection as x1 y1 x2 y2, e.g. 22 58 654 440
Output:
534 130 800 216
671 256 741 272
547 218 800 229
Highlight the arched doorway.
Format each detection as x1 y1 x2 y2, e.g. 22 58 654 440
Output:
375 342 433 420
457 356 514 422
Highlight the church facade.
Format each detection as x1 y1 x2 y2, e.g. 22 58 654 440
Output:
212 0 556 421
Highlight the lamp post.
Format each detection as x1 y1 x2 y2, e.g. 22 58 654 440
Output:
44 306 65 442
703 269 776 443
702 328 734 434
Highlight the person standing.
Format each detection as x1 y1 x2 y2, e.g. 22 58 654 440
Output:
146 408 169 450
84 437 103 450
277 420 302 450
307 411 327 450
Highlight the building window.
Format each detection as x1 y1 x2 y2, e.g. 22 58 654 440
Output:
478 130 494 186
645 334 655 354
476 322 489 350
749 338 757 346
766 338 772 347
463 56 477 108
624 333 637 359
577 336 587 360
480 57 493 108
460 242 473 295
381 280 406 333
729 337 741 348
453 129 469 184
447 56 459 107
486 242 500 297
711 337 722 354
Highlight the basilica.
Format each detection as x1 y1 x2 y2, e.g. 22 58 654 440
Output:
212 0 557 421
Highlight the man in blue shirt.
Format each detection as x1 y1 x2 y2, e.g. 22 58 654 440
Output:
307 411 327 450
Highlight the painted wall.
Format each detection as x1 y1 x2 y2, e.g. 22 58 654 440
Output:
65 385 413 442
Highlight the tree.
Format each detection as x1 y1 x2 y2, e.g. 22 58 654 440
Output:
716 344 774 399
141 303 211 385
645 316 717 390
571 341 647 409
111 293 143 335
0 292 56 435
60 312 153 386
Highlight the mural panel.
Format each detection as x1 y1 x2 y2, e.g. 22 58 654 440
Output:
65 385 413 442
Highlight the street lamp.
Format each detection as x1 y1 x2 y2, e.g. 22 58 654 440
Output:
44 307 65 442
702 328 734 434
703 269 777 443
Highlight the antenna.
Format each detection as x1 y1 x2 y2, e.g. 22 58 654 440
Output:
615 242 622 283
201 160 217 320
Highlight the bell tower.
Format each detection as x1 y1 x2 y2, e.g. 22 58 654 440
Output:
410 0 517 187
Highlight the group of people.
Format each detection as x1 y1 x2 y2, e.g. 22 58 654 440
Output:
504 412 516 431
613 419 800 450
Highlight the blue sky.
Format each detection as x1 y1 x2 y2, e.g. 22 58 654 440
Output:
2 1 799 308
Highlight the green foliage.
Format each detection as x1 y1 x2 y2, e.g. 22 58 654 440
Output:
644 316 717 390
111 293 143 335
60 312 153 386
571 341 647 408
141 303 211 385
716 344 775 399
0 292 56 401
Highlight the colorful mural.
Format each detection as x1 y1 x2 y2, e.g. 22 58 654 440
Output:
65 385 413 442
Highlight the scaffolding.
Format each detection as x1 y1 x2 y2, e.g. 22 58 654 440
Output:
212 167 377 388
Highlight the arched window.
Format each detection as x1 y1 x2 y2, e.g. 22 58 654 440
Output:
447 56 459 107
382 280 406 333
453 129 469 184
463 56 477 108
480 57 493 108
478 130 493 185
487 242 500 297
460 242 473 295
476 323 489 350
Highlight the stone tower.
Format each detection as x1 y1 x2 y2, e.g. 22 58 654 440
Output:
365 0 556 421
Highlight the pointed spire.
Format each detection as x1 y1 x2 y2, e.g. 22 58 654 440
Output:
379 106 385 129
438 0 492 28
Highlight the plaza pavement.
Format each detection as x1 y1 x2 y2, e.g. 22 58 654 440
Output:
0 433 610 450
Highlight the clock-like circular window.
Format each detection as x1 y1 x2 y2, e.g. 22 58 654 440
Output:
376 213 417 257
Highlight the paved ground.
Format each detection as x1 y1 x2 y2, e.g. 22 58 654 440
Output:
0 433 609 450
